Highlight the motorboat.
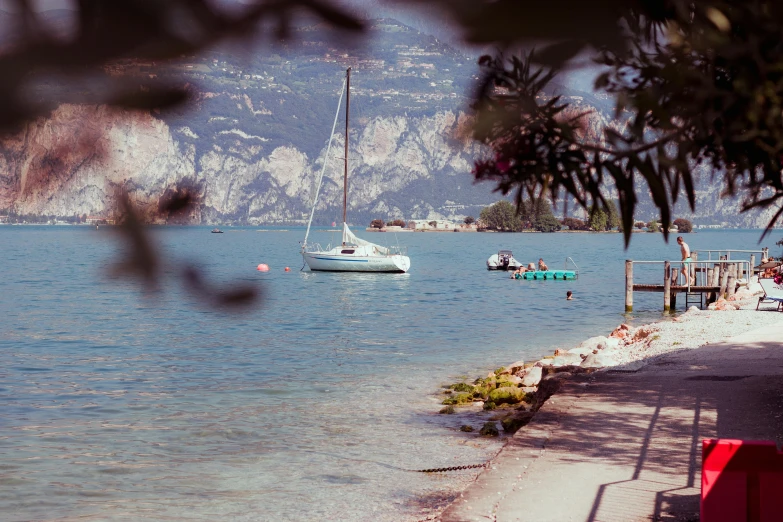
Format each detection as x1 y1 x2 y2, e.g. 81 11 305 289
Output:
487 250 522 271
211 228 223 234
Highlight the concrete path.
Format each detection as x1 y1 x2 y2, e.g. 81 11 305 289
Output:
440 320 783 522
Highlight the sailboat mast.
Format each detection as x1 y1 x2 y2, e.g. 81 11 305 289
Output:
343 67 351 230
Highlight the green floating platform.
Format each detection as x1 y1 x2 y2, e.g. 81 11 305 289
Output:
521 270 577 281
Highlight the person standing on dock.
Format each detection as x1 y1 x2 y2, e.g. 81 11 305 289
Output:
677 236 694 285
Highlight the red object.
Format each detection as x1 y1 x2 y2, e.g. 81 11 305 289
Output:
702 439 783 521
256 264 269 272
284 267 290 272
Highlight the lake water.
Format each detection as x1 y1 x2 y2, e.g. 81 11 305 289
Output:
0 226 774 521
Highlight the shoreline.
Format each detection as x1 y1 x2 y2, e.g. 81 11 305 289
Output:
417 277 783 521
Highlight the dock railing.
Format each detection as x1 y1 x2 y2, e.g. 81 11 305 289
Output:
625 256 753 312
694 248 768 277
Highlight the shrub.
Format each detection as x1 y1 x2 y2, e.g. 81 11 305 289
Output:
535 213 562 232
673 218 693 233
464 216 475 225
370 219 384 229
560 217 588 231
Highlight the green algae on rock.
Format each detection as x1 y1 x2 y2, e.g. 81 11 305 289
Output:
442 392 473 405
488 386 525 405
501 411 535 434
439 406 455 414
479 421 499 437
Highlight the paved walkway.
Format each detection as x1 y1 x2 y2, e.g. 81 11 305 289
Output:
440 320 783 522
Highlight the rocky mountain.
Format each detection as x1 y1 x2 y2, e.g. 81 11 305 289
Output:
0 18 777 228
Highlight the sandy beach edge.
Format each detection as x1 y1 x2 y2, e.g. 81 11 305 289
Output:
412 278 783 521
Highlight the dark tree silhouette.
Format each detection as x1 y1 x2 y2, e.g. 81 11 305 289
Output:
421 0 783 243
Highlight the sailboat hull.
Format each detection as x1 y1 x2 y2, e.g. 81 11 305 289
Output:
302 252 410 273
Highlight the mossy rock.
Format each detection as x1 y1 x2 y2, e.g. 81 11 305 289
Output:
442 392 473 405
459 425 474 432
495 377 518 389
488 386 526 405
501 412 535 434
439 406 455 414
479 421 499 437
494 367 507 376
483 401 497 411
450 382 475 393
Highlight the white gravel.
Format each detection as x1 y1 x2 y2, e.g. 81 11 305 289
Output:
605 297 783 368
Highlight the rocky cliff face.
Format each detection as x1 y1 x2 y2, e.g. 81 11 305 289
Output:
0 100 778 227
0 103 489 224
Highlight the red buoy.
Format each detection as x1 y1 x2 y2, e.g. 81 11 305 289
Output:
257 264 269 272
284 267 291 272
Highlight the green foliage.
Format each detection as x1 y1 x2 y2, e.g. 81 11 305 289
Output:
479 200 522 231
530 199 560 232
464 216 476 225
386 219 407 227
647 220 660 233
370 219 384 229
673 218 693 233
606 201 620 230
589 209 608 232
535 213 562 232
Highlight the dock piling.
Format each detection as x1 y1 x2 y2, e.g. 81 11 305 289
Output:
664 261 671 311
719 266 729 298
625 260 633 312
750 254 756 277
670 267 679 309
727 275 737 299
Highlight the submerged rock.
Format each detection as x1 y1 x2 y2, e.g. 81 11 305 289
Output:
479 422 499 437
450 382 474 393
501 411 535 434
459 425 474 432
439 406 455 414
442 392 473 405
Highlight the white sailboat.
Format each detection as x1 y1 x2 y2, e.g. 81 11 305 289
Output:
301 67 411 273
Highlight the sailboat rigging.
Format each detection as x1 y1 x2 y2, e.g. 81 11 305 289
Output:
301 67 411 273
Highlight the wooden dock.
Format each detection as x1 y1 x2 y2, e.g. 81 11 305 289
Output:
624 248 768 312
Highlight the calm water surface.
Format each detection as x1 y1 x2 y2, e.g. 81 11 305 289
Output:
0 226 772 521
